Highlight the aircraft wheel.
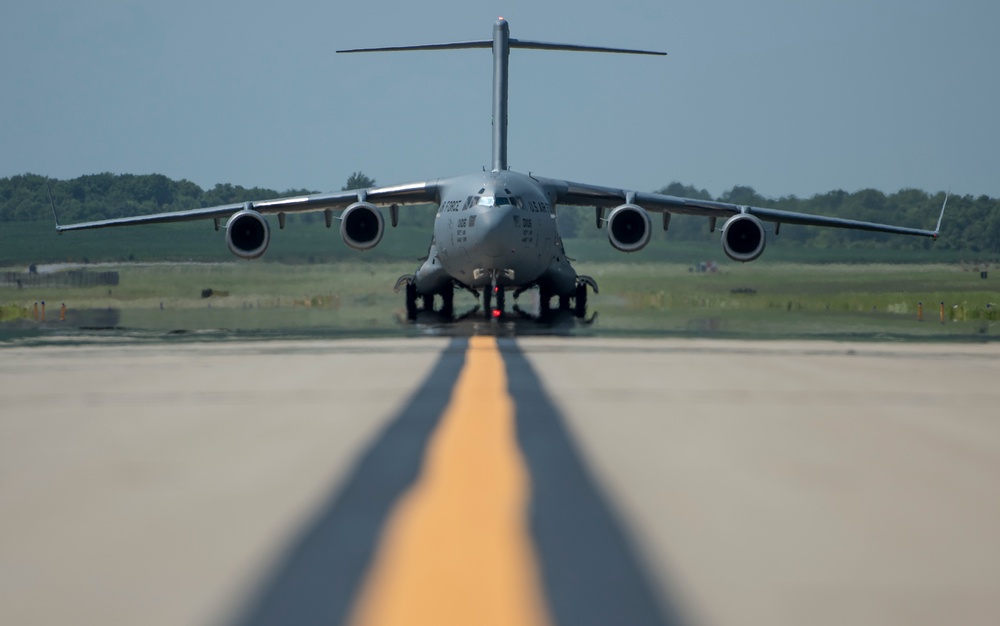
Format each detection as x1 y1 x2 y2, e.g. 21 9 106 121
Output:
574 282 588 318
440 285 454 318
538 287 552 317
405 282 418 320
483 287 492 318
496 286 505 316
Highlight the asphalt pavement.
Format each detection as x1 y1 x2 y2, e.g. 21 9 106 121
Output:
1 337 998 626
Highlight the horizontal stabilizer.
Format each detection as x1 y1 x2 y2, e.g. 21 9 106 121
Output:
509 39 665 56
337 41 493 54
338 40 666 57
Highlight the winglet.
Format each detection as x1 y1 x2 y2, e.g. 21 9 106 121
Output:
933 191 949 238
47 184 63 234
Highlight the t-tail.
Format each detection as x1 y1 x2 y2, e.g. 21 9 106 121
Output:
337 18 665 173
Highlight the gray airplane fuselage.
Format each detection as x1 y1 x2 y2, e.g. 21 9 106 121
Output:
413 170 576 297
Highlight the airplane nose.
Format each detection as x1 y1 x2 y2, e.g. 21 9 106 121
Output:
473 208 514 260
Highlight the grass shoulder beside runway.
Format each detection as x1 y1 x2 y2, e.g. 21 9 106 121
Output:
1 261 997 339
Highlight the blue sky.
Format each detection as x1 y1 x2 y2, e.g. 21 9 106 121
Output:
2 0 997 199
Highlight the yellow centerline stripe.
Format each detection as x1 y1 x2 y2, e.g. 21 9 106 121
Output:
348 336 552 626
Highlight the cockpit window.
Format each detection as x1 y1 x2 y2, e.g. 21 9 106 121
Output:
476 195 518 207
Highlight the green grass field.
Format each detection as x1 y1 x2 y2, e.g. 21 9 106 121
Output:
580 261 997 339
2 261 996 341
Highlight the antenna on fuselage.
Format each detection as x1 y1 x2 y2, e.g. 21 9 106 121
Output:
337 18 666 174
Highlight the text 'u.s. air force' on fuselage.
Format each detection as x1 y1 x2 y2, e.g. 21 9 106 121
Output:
54 18 947 322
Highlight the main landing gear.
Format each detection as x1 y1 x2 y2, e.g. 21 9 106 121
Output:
537 275 598 319
396 275 454 321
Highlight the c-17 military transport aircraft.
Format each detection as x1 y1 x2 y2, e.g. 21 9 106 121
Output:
56 18 946 321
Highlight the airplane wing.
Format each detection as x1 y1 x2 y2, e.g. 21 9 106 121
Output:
54 180 440 232
539 177 944 238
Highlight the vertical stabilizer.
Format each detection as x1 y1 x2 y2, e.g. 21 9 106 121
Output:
492 18 511 173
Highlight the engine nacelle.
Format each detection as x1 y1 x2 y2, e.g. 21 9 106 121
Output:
341 202 384 251
225 209 270 259
607 203 652 253
721 213 767 262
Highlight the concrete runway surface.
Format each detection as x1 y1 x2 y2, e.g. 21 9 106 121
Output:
1 337 998 626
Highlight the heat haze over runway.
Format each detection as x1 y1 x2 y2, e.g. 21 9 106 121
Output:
1 337 999 626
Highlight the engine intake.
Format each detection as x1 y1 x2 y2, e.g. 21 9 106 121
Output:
607 204 651 253
721 213 766 262
226 209 270 259
341 202 385 251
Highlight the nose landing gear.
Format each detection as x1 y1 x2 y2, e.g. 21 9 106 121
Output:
484 281 505 319
479 269 514 320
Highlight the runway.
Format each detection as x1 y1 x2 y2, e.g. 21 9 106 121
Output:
1 337 999 626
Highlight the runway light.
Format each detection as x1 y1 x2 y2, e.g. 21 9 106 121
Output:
491 308 502 319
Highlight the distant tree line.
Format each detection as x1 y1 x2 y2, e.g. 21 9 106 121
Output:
1 172 997 254
0 173 317 225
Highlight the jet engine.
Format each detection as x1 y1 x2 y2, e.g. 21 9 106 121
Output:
341 202 385 251
721 213 766 262
607 203 651 252
226 209 270 259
